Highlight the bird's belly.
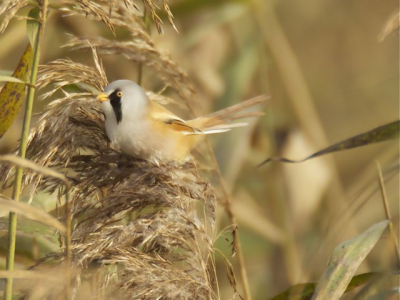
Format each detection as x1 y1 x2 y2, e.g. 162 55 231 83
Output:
106 120 186 160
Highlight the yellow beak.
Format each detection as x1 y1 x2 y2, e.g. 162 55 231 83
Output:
96 93 109 102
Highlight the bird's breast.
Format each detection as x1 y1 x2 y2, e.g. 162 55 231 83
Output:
105 117 191 160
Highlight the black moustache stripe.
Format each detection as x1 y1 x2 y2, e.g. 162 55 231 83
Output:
109 90 122 123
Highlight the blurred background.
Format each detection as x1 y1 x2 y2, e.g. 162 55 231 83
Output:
0 0 398 299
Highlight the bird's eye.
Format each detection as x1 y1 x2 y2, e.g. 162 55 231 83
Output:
116 91 123 98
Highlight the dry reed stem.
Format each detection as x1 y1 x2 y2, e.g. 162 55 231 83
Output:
204 140 250 300
375 161 400 267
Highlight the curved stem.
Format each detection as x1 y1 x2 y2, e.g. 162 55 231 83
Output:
3 2 47 299
205 140 252 300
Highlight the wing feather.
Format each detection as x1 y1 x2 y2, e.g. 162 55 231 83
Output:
149 102 201 134
164 118 201 133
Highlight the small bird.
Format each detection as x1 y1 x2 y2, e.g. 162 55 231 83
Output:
97 80 266 161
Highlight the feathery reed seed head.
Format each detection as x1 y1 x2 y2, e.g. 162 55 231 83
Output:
0 47 217 300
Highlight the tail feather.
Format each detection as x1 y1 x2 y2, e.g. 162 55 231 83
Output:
187 95 268 130
182 122 249 136
182 128 231 136
226 111 265 121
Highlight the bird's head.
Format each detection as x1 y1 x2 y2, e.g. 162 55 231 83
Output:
97 80 149 124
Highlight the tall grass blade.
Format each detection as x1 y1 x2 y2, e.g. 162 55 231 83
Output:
258 121 400 167
26 6 40 48
0 75 29 84
311 221 389 300
270 272 381 300
0 196 66 233
4 3 47 299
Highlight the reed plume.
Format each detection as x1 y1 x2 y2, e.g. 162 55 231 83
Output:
0 1 221 298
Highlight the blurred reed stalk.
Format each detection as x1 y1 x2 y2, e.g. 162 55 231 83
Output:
376 161 400 267
4 2 48 299
206 143 252 300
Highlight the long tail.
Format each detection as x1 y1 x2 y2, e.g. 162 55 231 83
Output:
185 95 268 135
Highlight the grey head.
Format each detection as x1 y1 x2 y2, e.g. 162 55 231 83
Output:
102 80 149 124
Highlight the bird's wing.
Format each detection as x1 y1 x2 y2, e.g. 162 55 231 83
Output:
149 102 201 134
